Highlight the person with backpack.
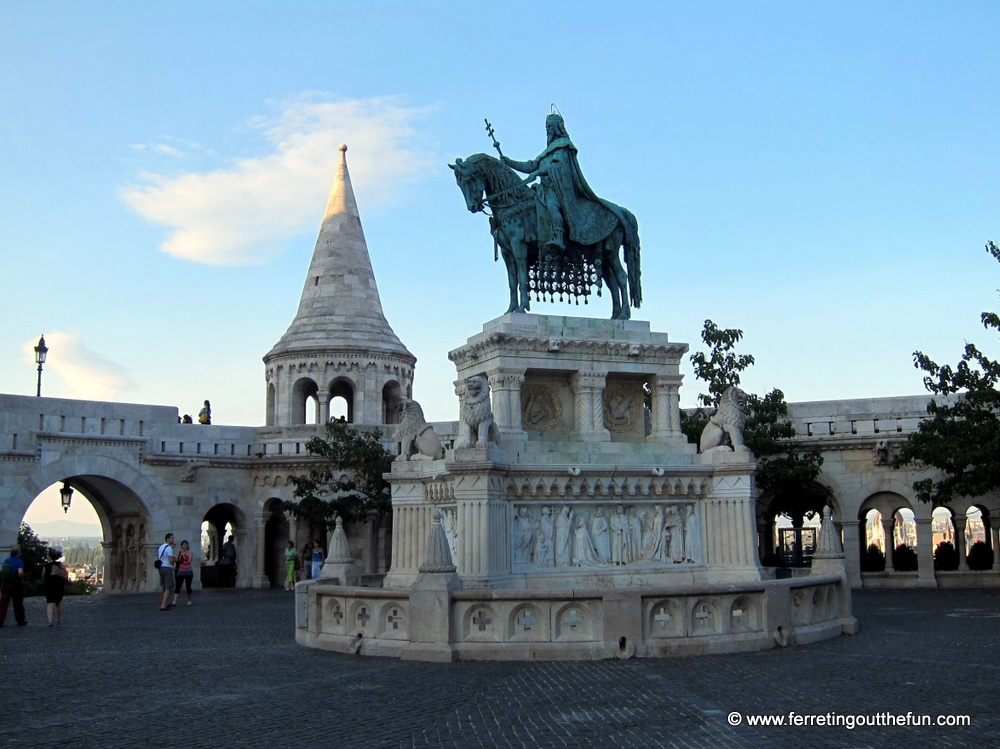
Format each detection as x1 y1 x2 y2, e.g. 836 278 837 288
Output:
156 533 176 611
43 547 69 626
0 546 26 627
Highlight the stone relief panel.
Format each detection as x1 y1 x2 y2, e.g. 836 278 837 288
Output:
602 384 643 433
520 386 562 431
510 502 700 572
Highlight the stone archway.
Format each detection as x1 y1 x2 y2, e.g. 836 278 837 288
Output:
263 498 290 588
200 502 251 588
4 456 164 593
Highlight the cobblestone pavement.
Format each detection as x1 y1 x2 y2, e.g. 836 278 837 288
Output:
2 587 998 749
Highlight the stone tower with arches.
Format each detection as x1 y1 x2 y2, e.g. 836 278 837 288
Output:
263 144 415 428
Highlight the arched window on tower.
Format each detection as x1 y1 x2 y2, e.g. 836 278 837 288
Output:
382 381 403 424
330 378 354 423
292 378 320 425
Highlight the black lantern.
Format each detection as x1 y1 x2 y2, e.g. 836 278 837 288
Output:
34 335 48 397
59 482 73 514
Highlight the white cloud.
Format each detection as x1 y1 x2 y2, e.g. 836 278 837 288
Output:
23 333 137 402
120 94 435 266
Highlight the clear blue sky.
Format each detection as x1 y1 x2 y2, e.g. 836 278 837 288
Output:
2 0 998 440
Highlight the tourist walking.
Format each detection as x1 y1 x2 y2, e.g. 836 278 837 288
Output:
310 540 324 580
220 534 237 587
43 547 69 626
0 545 26 627
172 540 194 606
156 533 176 611
284 540 297 590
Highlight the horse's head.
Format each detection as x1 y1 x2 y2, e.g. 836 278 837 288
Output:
449 156 487 213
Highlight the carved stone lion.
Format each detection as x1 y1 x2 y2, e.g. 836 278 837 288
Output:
699 386 750 453
457 375 500 448
396 399 444 461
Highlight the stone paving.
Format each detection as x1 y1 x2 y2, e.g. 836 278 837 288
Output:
2 587 998 748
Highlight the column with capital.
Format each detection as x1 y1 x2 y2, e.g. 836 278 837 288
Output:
252 513 270 588
571 370 610 441
648 375 686 446
954 514 969 571
317 390 331 424
488 368 527 439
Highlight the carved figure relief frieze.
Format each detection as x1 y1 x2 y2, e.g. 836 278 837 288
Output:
511 502 700 571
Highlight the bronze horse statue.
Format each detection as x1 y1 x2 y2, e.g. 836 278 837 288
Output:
451 153 641 320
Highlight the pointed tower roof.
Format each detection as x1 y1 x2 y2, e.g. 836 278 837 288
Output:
266 144 414 362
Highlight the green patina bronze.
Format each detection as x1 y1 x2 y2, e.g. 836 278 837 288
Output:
452 112 642 320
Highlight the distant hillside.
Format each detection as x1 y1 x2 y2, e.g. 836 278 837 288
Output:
26 519 102 540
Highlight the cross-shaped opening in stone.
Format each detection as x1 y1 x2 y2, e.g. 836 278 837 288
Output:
357 607 371 628
331 604 343 626
654 606 672 629
387 608 402 630
516 609 538 632
695 606 713 628
564 609 583 631
472 610 492 632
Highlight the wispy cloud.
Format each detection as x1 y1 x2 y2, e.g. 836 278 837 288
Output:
23 333 137 402
120 94 435 266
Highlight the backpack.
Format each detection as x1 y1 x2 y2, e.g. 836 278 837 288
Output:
0 560 13 584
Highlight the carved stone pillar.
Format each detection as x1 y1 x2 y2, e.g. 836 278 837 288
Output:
648 376 684 444
881 516 894 571
234 528 249 588
253 513 269 589
839 520 862 588
571 371 610 441
317 390 331 424
954 515 969 571
487 368 526 438
101 541 115 593
914 518 937 586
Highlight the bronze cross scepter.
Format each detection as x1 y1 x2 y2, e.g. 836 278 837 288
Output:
485 119 503 158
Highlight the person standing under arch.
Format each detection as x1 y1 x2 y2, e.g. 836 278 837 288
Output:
0 546 26 626
43 547 69 625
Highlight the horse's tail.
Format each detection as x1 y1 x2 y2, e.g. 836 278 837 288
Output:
622 209 642 308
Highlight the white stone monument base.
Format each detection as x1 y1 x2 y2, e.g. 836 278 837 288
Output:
296 575 856 660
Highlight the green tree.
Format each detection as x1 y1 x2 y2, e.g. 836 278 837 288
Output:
683 320 829 525
284 420 394 535
893 242 1000 504
16 523 49 595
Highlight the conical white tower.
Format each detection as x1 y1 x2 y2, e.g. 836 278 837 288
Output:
264 144 415 426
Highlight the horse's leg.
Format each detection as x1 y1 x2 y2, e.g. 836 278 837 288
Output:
501 244 518 314
509 226 531 313
600 245 623 319
603 234 630 320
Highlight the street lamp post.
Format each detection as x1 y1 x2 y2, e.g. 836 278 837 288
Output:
59 482 74 514
34 335 48 397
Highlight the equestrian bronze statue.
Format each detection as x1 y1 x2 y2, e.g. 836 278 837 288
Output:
451 112 642 320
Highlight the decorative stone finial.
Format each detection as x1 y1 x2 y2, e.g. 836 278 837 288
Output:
419 508 456 573
812 506 845 560
339 143 347 152
328 515 354 564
